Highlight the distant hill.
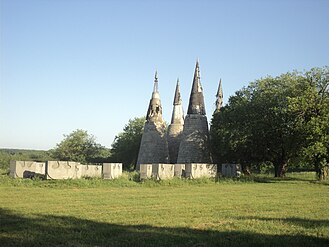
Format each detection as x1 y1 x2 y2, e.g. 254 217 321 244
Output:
0 148 52 170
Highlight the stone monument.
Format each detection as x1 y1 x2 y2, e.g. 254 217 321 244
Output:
136 71 169 170
177 60 212 163
167 79 184 163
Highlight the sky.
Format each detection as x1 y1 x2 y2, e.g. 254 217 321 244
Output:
1 0 328 150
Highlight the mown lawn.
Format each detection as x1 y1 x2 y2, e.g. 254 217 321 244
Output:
0 171 328 246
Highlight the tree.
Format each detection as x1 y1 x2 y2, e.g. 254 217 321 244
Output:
211 69 327 178
51 129 110 164
288 67 329 180
110 117 145 170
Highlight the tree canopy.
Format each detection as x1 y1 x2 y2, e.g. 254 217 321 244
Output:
210 67 328 179
110 117 145 170
51 129 110 164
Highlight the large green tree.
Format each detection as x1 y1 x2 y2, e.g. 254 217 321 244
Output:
51 129 110 164
211 67 328 179
288 67 329 180
110 117 145 170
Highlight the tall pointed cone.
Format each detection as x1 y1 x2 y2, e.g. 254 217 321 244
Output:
137 71 169 170
146 71 162 122
177 60 212 164
173 78 181 106
168 78 184 163
187 60 206 115
215 79 223 112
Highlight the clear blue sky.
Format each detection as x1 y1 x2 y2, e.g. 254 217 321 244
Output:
1 0 328 150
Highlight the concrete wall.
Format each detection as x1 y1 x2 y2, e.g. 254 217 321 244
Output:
221 164 241 177
80 164 102 178
140 164 153 179
185 163 217 179
140 164 175 180
10 161 46 178
45 161 82 179
152 164 175 180
174 164 185 177
103 163 122 179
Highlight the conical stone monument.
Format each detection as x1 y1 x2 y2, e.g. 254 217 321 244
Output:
136 71 169 170
167 79 184 164
177 60 212 163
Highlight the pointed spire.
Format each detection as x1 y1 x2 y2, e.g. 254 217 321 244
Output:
187 60 206 115
215 79 223 112
153 70 159 93
173 78 181 105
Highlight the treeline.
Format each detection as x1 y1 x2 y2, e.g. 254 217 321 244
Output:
210 67 328 180
0 149 52 170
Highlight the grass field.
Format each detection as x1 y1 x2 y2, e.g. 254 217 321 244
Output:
0 171 328 247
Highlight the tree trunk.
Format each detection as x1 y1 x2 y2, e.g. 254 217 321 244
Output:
274 162 287 177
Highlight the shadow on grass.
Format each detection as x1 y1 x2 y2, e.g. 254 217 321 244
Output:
1 208 328 247
236 216 329 229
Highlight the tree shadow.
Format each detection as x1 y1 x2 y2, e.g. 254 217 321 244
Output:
1 208 328 247
236 215 329 229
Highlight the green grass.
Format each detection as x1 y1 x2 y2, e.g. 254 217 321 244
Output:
0 171 328 246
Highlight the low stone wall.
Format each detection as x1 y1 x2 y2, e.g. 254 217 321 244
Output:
140 163 216 180
45 161 82 179
103 163 122 179
221 164 241 177
152 164 175 180
9 161 121 180
9 161 46 178
174 164 185 177
80 164 102 178
140 164 153 179
185 163 217 179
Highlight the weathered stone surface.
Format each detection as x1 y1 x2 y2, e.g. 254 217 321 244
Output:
168 80 184 164
10 161 46 178
80 164 102 178
103 163 122 179
174 164 185 177
152 164 175 180
45 161 81 179
137 72 169 170
185 163 217 178
221 164 242 177
177 114 212 163
140 164 153 179
139 163 174 180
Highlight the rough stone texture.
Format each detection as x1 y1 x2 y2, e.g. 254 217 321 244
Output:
140 164 153 179
139 164 174 180
152 164 175 180
137 72 169 170
215 79 223 113
103 163 122 179
185 163 217 178
177 114 212 163
187 60 206 115
45 161 81 179
80 164 102 178
221 164 242 177
10 161 46 178
174 164 185 177
168 80 184 164
168 123 184 164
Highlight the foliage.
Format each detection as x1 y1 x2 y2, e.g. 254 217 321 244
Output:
0 149 51 170
51 129 110 164
211 67 329 179
288 67 329 180
110 117 145 170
